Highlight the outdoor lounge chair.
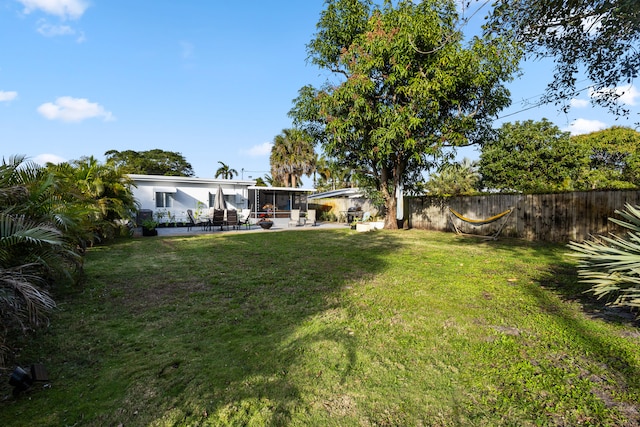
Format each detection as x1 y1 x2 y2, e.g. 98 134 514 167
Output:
187 209 208 231
239 208 252 229
288 209 304 227
226 209 239 230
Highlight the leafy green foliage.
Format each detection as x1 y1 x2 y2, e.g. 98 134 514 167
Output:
572 126 640 189
270 128 316 187
0 154 137 366
104 149 194 176
487 0 640 114
49 156 138 243
569 204 640 310
0 157 71 365
291 0 521 228
479 119 584 192
425 157 480 195
214 161 238 179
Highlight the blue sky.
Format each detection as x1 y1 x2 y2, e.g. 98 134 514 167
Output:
1 0 638 180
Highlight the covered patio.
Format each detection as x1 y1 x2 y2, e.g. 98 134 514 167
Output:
248 186 316 219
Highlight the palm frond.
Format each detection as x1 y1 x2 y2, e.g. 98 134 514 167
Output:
569 204 640 311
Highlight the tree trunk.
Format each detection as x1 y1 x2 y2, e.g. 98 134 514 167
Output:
384 195 398 229
381 178 398 229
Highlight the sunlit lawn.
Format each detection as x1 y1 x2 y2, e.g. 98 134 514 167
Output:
2 228 640 426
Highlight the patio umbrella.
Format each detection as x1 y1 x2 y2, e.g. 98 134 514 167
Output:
213 186 227 210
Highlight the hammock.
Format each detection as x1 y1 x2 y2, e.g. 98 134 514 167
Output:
448 207 514 240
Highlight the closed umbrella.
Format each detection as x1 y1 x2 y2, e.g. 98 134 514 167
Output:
214 186 227 210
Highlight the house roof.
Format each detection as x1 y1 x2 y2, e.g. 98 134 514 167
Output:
308 188 363 199
128 174 256 186
248 186 316 193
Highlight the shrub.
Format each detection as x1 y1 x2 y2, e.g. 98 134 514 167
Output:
568 204 640 310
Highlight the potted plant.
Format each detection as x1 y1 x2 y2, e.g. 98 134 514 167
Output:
142 219 158 236
257 209 273 229
258 217 274 229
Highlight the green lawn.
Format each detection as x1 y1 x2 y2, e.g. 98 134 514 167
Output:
2 229 640 426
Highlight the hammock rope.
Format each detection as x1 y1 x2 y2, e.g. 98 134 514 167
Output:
447 207 514 240
448 207 513 225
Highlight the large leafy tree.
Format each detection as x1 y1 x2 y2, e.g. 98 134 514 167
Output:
270 128 317 188
571 127 640 190
487 0 640 114
479 119 584 193
290 0 520 228
214 161 238 179
105 149 194 177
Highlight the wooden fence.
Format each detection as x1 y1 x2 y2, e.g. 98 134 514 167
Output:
408 190 640 242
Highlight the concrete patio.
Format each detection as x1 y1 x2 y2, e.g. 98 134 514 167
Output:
151 217 346 237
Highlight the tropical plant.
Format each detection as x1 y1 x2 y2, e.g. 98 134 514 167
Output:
253 177 268 187
568 204 640 311
0 156 79 366
49 156 138 243
270 128 316 188
425 157 480 196
214 161 238 179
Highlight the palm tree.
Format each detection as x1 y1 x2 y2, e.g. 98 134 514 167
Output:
215 161 238 179
425 158 480 196
50 156 138 243
270 128 316 187
0 156 76 366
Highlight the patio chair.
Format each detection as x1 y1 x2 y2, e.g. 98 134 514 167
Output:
186 209 208 231
211 209 225 231
288 209 304 227
305 209 317 226
226 209 239 230
239 208 252 229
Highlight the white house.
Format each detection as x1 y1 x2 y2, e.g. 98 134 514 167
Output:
129 174 256 223
128 174 317 224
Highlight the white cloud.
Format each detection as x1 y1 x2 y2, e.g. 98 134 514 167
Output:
242 142 272 157
589 84 640 106
33 153 66 165
566 118 607 135
36 21 85 42
570 98 589 108
37 96 115 122
0 91 18 102
37 21 73 36
180 41 194 59
17 0 89 20
616 85 640 106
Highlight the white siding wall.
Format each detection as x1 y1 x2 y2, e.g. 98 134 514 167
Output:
130 176 252 223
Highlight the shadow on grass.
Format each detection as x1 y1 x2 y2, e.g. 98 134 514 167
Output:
454 234 640 424
0 229 404 426
454 234 639 326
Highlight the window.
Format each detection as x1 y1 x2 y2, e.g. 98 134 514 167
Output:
155 192 173 208
209 193 235 208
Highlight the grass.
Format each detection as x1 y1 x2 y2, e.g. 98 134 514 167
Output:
1 228 640 426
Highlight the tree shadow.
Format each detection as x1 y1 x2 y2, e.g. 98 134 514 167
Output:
2 229 403 426
455 234 640 327
454 234 640 423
